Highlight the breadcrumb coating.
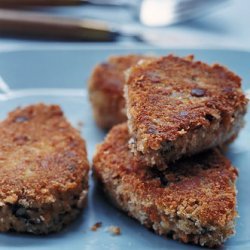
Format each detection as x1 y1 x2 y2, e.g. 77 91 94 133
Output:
88 54 151 129
125 54 248 166
93 123 238 247
0 104 89 234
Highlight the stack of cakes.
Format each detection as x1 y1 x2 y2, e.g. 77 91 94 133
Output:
89 54 248 247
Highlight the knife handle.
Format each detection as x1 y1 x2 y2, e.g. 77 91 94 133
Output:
0 9 118 41
0 0 81 7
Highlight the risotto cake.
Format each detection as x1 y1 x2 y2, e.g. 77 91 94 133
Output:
0 104 89 234
88 54 151 129
93 123 238 247
125 55 248 166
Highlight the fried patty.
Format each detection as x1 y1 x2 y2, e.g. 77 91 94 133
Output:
0 104 89 234
88 54 151 129
93 123 238 247
125 55 248 166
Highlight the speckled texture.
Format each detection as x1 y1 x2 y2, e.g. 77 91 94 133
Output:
88 54 152 129
0 104 89 234
125 55 248 166
93 123 238 247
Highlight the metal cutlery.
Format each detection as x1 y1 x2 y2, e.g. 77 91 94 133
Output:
0 0 132 7
0 0 229 41
139 0 229 27
0 0 229 27
0 9 120 41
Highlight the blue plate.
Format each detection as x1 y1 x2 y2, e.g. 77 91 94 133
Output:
0 47 249 250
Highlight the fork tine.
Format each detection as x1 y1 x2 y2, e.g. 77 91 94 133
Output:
140 0 229 27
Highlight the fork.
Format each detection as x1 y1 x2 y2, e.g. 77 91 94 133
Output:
139 0 229 26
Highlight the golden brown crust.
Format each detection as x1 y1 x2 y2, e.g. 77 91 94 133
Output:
88 55 151 129
93 123 238 247
0 104 89 233
125 55 248 166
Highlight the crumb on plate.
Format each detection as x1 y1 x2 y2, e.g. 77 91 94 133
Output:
107 226 121 236
91 222 102 231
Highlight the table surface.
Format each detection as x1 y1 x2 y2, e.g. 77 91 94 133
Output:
0 0 249 51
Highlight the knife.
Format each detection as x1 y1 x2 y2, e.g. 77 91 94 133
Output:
0 0 80 6
0 0 131 7
0 9 121 41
